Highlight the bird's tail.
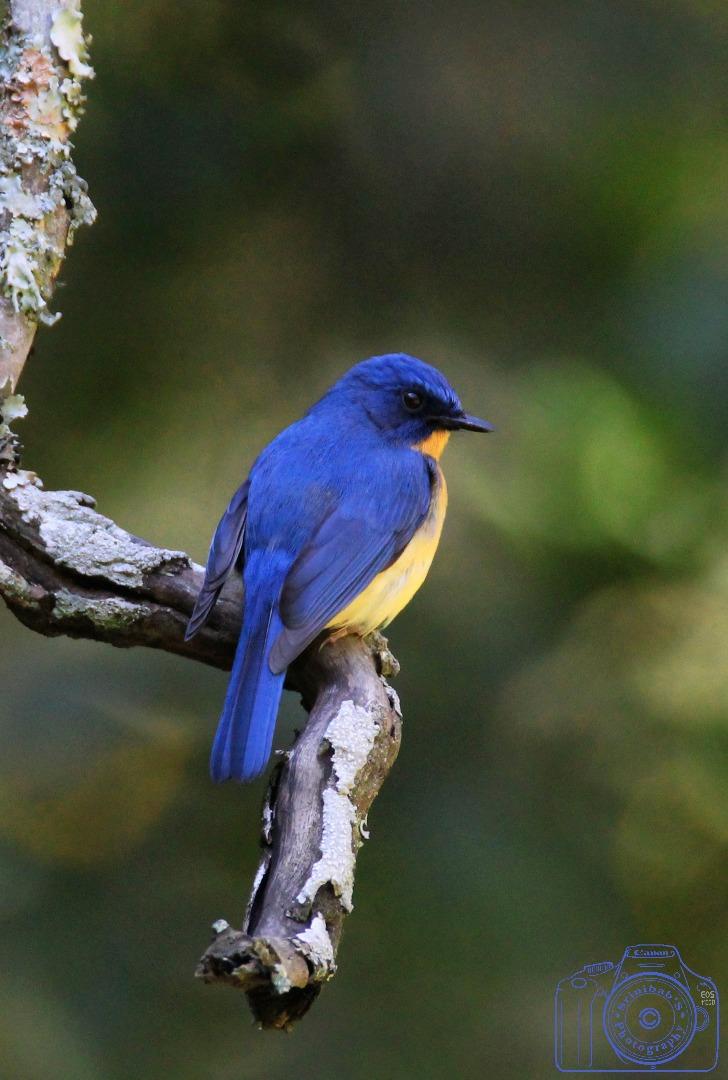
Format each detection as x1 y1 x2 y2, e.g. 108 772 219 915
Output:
210 556 286 783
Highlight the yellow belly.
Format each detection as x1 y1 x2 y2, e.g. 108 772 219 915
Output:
327 467 448 636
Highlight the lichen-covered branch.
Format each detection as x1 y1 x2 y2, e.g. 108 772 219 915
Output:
0 466 403 1027
0 469 242 667
0 0 95 397
196 634 402 1030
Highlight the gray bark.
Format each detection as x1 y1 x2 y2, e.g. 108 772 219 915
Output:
0 0 96 396
0 474 240 668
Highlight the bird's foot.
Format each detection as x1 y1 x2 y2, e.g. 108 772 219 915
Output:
318 626 351 652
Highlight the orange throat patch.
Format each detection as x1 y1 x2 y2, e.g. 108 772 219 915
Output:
415 428 451 460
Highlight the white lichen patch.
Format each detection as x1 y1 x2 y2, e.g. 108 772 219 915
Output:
297 788 357 912
261 791 275 843
0 392 27 468
2 468 40 490
10 483 188 587
50 7 94 80
270 964 292 995
0 175 47 219
0 394 27 424
296 914 336 978
325 700 380 794
0 165 95 318
52 590 150 630
50 162 97 236
296 701 380 913
27 78 66 135
0 392 27 443
2 228 44 312
0 18 96 327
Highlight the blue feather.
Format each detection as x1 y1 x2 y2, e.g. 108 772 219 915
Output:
209 551 288 782
186 479 249 640
269 451 433 673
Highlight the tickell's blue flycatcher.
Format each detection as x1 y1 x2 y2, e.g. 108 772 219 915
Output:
186 353 492 782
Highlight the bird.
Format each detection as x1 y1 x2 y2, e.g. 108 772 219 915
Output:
186 352 492 782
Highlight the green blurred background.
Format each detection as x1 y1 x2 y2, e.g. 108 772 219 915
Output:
1 1 727 1076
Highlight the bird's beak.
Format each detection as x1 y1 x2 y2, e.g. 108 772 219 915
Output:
436 412 494 433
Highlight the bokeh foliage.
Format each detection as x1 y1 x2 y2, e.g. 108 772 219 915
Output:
1 1 726 1076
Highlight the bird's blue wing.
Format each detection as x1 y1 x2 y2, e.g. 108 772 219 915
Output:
185 478 250 640
268 454 435 673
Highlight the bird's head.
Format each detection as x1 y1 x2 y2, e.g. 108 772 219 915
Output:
329 353 492 456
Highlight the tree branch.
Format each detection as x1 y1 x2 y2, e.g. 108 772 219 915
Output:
0 471 241 668
197 635 402 1030
0 0 96 397
0 469 403 1027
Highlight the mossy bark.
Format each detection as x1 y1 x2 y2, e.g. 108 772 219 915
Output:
0 0 95 395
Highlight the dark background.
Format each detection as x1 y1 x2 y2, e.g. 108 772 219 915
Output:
1 1 727 1076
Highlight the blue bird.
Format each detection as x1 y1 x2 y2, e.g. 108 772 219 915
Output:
186 353 492 782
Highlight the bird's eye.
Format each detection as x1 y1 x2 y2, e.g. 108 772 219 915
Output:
402 390 424 413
